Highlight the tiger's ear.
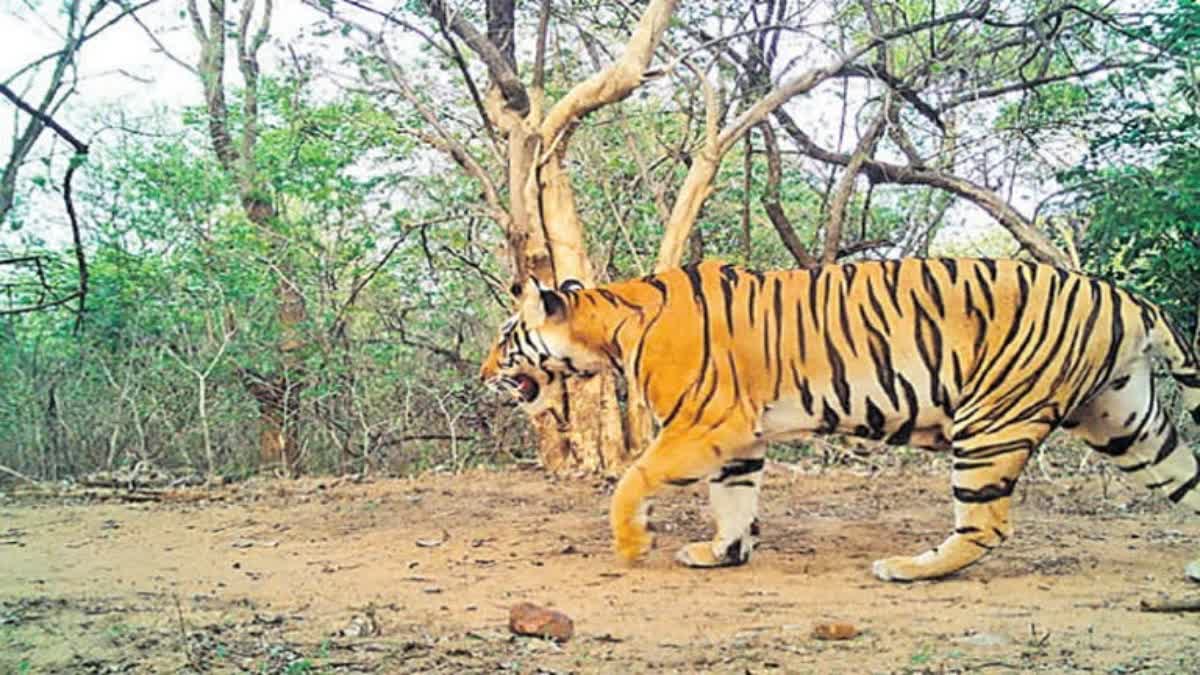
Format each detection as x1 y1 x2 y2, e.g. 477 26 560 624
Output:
559 279 584 293
519 278 567 326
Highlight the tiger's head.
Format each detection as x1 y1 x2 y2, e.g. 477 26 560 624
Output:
479 277 607 415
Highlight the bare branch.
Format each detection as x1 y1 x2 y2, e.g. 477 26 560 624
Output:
884 96 925 166
722 0 1000 152
0 463 39 485
4 0 162 87
424 0 529 116
823 97 889 264
838 238 892 259
759 121 818 268
431 11 502 155
118 0 198 75
378 40 507 228
0 81 90 324
939 60 1137 112
321 0 448 56
188 0 237 171
485 0 517 70
540 0 679 145
0 83 88 153
236 0 273 193
531 0 551 92
64 156 88 331
773 109 1073 268
185 0 207 43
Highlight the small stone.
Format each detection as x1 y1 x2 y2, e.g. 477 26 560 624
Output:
1186 560 1200 583
508 602 574 642
812 622 859 640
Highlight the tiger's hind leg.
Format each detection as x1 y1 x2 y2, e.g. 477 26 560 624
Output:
873 422 1047 581
1063 365 1200 580
676 444 766 568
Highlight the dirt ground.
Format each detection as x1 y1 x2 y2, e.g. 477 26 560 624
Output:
2 460 1200 674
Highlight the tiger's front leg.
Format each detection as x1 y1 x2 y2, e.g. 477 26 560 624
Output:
610 426 753 563
675 451 765 568
873 425 1042 581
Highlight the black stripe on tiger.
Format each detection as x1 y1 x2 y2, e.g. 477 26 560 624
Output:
1167 465 1200 504
953 477 1018 504
711 458 765 484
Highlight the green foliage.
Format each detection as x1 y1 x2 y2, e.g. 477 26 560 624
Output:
1059 0 1200 337
0 74 522 480
1068 149 1200 336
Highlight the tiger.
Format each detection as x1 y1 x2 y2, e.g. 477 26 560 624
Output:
479 258 1200 582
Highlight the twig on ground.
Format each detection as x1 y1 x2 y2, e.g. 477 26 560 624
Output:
174 593 198 669
1139 596 1200 613
0 464 39 485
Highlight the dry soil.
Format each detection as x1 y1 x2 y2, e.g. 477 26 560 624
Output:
2 461 1199 673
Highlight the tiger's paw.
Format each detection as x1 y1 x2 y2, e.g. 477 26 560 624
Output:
873 547 973 582
872 554 939 582
675 540 751 568
613 524 653 563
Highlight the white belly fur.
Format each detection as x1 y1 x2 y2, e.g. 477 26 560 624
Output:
757 398 819 441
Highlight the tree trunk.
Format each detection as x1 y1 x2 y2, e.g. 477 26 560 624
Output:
524 118 632 476
416 0 681 474
272 265 306 474
532 373 628 476
243 370 301 474
237 196 306 475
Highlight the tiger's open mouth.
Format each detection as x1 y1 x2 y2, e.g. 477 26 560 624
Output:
508 374 540 403
511 372 540 398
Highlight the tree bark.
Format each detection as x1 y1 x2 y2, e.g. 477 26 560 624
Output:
530 0 678 470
